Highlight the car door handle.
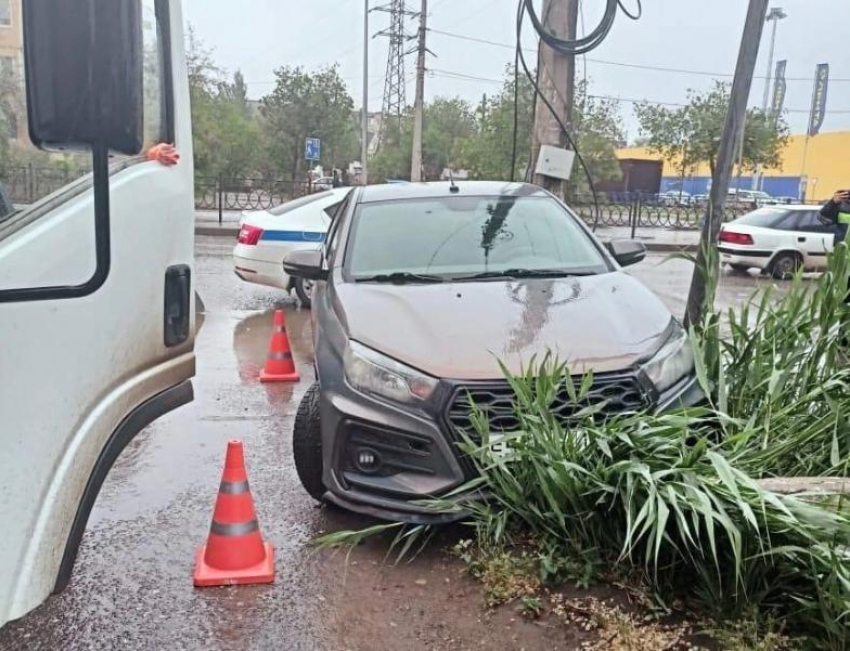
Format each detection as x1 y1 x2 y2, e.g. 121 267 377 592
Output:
798 237 806 243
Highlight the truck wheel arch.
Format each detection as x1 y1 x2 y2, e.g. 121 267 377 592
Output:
52 380 193 593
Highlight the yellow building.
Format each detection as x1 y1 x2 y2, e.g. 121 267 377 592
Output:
617 131 850 202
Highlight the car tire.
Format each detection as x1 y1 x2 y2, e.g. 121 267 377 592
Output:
293 383 326 503
294 277 314 309
729 263 751 273
770 252 802 280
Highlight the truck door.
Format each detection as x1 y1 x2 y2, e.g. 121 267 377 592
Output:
0 0 194 626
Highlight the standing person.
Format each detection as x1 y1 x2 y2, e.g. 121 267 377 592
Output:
820 189 850 246
820 190 850 313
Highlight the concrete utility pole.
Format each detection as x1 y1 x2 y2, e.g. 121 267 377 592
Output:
362 0 370 185
753 6 787 190
531 0 578 196
685 0 770 328
410 0 427 183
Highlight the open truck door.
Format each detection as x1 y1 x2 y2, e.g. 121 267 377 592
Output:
0 0 194 626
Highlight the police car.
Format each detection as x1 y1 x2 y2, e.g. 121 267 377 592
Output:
718 205 836 279
233 188 351 306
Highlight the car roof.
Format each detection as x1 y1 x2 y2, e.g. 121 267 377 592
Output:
358 181 549 203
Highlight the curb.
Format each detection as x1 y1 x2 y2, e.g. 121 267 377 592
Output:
640 243 698 253
196 225 239 237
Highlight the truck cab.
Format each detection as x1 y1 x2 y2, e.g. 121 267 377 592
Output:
0 0 194 626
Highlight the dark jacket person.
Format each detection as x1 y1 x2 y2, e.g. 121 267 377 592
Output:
820 190 850 246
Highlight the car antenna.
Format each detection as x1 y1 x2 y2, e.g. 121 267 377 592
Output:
449 168 460 194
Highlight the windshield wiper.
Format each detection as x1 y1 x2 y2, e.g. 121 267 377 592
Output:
355 272 446 284
453 269 596 281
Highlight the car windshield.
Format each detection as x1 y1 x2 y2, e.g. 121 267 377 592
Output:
346 195 609 281
733 207 791 228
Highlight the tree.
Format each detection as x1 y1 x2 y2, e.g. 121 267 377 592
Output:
260 65 356 181
369 113 414 182
460 67 536 181
422 98 476 179
221 70 250 118
460 69 624 189
0 60 24 167
572 81 625 191
635 81 790 179
185 29 262 179
369 99 476 182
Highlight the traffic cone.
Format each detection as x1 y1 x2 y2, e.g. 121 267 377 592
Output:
259 310 300 383
194 440 275 587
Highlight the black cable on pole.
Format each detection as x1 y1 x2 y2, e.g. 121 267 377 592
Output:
515 0 596 229
617 0 642 20
523 0 618 56
514 0 642 231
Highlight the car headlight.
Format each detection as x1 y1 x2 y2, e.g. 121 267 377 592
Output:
344 340 438 404
641 323 695 393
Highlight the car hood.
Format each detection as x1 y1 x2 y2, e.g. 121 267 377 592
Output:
334 273 674 380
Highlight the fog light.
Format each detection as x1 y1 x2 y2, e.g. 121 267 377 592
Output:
354 447 381 474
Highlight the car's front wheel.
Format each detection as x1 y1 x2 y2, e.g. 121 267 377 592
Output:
294 277 314 309
293 383 326 502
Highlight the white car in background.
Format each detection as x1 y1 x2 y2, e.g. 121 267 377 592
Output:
660 190 693 206
718 205 836 279
233 187 351 306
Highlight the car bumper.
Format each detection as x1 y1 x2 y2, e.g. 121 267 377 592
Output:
233 252 291 291
319 372 703 524
718 245 773 269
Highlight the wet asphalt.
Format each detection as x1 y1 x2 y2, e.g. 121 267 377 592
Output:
0 238 794 651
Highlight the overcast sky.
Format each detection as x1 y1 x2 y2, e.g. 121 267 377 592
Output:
183 0 850 141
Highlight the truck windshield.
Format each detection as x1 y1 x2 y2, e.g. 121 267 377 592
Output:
347 195 609 281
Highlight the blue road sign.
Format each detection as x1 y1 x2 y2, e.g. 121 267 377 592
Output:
305 138 321 161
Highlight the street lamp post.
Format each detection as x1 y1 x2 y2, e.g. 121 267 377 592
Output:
754 6 787 191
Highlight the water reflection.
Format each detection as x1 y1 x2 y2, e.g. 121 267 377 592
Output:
505 279 585 354
232 307 314 408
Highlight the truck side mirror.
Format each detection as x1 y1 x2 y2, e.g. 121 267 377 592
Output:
0 0 145 303
22 0 144 155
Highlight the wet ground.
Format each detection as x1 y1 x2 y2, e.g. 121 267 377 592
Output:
0 239 793 651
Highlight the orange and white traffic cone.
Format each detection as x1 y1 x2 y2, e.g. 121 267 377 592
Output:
193 440 275 587
259 310 300 383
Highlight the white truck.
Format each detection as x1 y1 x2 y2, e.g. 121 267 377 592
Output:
0 0 195 626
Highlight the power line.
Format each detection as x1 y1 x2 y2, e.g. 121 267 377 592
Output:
428 27 850 83
429 69 850 115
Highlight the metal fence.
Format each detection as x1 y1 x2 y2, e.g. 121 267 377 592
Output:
0 167 316 222
0 166 87 205
569 193 803 233
1 167 826 230
195 176 314 220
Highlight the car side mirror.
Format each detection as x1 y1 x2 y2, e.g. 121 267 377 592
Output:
607 239 647 267
23 0 144 155
284 249 328 281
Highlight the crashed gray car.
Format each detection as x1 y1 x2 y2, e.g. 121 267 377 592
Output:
283 182 702 523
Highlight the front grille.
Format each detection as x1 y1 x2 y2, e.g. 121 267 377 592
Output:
445 373 650 439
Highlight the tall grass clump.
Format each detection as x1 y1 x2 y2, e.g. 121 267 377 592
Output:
695 244 850 478
459 358 850 647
